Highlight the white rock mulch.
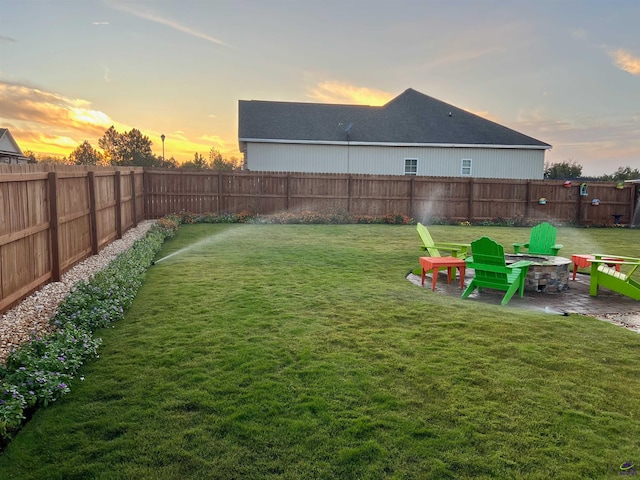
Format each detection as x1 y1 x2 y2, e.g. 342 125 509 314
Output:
0 220 157 366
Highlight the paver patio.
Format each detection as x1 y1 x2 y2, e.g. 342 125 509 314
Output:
408 270 640 333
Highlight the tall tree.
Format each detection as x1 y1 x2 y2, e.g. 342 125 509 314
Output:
98 126 155 166
118 128 154 166
98 126 121 165
69 140 103 165
544 161 582 179
209 147 234 170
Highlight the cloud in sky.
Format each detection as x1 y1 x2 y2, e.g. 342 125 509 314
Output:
107 1 227 46
101 65 111 82
200 135 226 148
0 35 16 42
308 81 394 106
0 82 120 155
611 49 640 75
424 45 505 69
0 81 236 160
0 82 113 136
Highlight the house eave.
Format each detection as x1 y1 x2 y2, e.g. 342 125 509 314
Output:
238 138 551 150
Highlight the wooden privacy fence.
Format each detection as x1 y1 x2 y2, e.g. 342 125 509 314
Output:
1 166 637 314
145 170 638 226
0 165 144 313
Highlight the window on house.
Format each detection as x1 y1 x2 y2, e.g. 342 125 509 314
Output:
404 158 418 175
461 158 472 176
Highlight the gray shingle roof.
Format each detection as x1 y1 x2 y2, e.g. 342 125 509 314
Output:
238 88 550 148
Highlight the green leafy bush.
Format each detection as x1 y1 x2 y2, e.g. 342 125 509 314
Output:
0 221 171 444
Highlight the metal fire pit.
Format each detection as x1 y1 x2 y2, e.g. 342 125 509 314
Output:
504 254 571 292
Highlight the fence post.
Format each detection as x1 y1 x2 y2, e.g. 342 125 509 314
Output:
217 171 223 214
409 177 415 219
286 173 291 211
467 178 474 223
629 184 637 224
130 170 138 226
48 172 60 282
524 181 531 219
115 170 122 239
347 175 351 213
576 186 584 225
88 171 99 255
143 170 150 219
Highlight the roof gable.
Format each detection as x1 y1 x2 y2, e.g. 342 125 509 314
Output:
0 128 25 156
238 88 550 149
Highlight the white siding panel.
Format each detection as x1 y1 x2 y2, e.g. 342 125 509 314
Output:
247 143 345 173
246 142 545 179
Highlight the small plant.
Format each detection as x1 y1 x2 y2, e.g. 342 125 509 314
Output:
0 382 26 439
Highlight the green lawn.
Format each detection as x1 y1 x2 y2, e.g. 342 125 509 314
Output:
2 224 640 479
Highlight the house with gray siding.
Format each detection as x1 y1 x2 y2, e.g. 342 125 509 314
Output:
0 128 28 165
238 88 551 179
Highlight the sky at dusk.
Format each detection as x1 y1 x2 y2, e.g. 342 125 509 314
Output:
1 0 639 176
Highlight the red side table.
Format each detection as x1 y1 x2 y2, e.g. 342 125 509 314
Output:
571 254 621 280
420 256 466 291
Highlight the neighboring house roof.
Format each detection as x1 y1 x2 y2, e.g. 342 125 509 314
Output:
0 128 26 156
238 88 551 150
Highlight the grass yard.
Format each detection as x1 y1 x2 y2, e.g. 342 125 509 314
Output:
1 224 640 479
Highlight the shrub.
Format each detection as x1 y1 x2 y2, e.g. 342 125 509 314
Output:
0 382 26 439
0 220 172 444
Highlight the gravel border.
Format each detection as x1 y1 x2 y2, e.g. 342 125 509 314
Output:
0 220 157 365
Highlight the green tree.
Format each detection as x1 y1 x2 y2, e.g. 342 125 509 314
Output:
98 126 121 165
159 156 178 169
181 153 209 169
117 128 154 166
69 140 103 166
98 126 155 166
209 147 235 170
544 161 582 179
600 166 640 182
22 150 37 164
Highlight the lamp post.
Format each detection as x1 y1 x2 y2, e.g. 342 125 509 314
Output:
339 123 353 173
160 134 165 163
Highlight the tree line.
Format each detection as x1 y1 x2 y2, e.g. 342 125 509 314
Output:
544 161 640 181
23 126 241 170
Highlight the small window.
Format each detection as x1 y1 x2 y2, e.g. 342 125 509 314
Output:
404 158 418 175
461 158 472 176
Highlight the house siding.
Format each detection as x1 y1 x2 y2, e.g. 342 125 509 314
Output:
245 142 544 179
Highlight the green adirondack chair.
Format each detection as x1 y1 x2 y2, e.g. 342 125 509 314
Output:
462 236 533 306
416 223 470 258
589 254 640 301
512 222 563 255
